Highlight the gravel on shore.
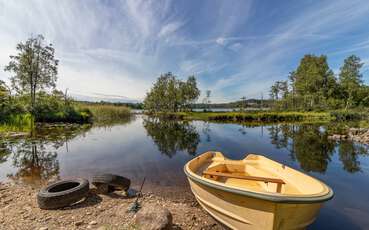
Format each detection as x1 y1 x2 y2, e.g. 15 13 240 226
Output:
0 181 224 230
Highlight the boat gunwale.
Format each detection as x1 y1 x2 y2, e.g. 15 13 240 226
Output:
184 154 334 204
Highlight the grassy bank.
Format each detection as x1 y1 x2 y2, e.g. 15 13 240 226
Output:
207 111 331 122
78 104 131 123
148 110 369 123
0 114 33 133
0 104 132 135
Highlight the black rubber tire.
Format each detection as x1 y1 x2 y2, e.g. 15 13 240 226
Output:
95 183 116 194
92 174 130 191
37 178 89 210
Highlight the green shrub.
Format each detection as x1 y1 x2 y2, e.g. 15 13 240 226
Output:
330 110 367 121
0 114 33 132
32 92 92 123
35 107 92 123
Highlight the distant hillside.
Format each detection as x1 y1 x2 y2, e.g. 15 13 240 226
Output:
77 100 143 109
75 99 271 110
192 99 273 109
70 93 140 104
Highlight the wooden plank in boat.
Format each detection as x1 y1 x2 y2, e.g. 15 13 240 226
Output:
203 171 285 185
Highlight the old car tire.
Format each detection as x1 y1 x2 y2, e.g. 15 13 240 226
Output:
95 183 116 194
92 174 131 191
37 178 89 210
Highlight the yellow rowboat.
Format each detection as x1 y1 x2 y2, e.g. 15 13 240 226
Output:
184 151 334 230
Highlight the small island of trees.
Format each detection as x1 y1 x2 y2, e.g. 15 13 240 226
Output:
144 72 200 113
270 54 369 111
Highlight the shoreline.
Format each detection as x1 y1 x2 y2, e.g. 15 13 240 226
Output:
147 110 369 123
147 111 337 124
0 181 224 230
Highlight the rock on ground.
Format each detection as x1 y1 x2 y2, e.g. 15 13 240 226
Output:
135 204 172 230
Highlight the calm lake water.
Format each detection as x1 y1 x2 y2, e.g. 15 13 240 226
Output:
1 115 369 229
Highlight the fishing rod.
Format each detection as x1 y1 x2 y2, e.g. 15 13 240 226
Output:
135 177 146 202
127 177 146 213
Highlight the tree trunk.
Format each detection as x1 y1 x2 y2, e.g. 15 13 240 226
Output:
31 82 36 115
32 45 41 117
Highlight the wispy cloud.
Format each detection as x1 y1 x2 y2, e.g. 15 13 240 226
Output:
202 0 369 101
0 0 369 102
158 21 186 38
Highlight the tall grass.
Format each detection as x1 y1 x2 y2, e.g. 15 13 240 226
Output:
0 114 33 133
79 104 131 123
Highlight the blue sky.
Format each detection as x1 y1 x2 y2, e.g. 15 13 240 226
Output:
1 0 369 103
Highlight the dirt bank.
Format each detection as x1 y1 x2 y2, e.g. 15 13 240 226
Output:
0 181 224 230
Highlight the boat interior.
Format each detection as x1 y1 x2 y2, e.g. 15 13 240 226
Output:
189 152 327 196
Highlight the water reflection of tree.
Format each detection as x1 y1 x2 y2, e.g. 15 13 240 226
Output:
267 125 290 149
291 125 335 173
4 124 92 184
9 140 59 184
268 124 368 174
143 117 200 157
0 141 11 164
202 122 211 142
238 124 247 135
338 141 368 173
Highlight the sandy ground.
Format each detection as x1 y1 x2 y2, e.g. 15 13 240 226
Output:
0 181 225 230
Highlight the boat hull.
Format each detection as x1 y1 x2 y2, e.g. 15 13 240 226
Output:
188 178 322 230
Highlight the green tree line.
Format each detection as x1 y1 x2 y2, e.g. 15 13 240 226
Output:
270 54 369 111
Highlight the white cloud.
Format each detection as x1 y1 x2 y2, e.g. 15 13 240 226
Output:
228 42 242 52
179 59 227 76
158 21 185 38
215 37 226 46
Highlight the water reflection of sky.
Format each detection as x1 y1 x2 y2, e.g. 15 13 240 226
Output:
1 116 369 229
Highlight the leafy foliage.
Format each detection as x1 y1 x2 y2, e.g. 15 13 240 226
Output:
0 80 9 102
0 35 94 128
270 54 369 110
0 80 11 119
339 55 364 109
4 35 58 114
33 91 92 123
144 72 200 112
0 80 27 121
